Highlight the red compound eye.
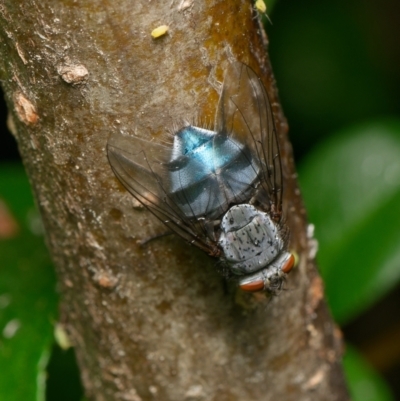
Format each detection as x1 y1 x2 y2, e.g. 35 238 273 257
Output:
282 253 295 274
239 279 265 292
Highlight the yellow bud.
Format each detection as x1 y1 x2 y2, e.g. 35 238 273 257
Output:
151 25 169 39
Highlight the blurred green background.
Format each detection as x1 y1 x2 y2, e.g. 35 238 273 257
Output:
1 0 399 400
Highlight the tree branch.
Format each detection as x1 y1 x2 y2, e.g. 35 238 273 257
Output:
0 0 349 400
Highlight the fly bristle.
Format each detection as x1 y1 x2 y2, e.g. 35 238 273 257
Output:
167 115 215 142
215 258 234 280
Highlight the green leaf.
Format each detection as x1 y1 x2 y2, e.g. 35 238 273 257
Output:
264 0 277 12
299 119 400 323
46 345 84 401
343 345 394 401
0 163 58 401
269 2 392 153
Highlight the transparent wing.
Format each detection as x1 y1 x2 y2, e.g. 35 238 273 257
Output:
107 133 217 254
215 62 283 220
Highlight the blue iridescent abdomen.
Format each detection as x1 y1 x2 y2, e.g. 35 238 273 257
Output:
168 126 260 219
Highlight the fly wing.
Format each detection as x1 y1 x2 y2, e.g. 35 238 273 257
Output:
107 133 216 253
215 62 283 220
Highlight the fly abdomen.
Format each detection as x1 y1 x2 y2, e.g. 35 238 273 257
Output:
168 126 260 219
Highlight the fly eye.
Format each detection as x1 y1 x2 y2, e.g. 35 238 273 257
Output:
281 253 295 274
239 278 265 292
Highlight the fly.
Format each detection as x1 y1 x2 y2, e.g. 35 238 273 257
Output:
107 61 295 293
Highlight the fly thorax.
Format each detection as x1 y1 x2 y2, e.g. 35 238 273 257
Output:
218 204 284 275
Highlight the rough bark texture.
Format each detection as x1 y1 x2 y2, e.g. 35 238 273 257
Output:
0 1 350 400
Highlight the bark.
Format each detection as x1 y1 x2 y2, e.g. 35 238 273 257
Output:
0 1 350 400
